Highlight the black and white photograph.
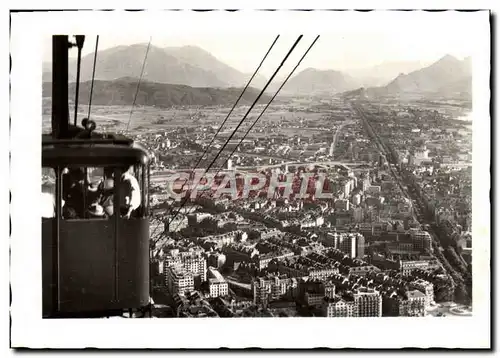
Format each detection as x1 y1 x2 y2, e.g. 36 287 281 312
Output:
9 7 491 349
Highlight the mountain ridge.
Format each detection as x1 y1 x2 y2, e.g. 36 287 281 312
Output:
43 44 471 99
342 55 472 99
346 60 428 87
43 44 256 88
42 77 271 107
281 67 360 94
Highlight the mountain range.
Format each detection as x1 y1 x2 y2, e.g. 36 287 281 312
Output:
385 55 471 93
43 43 472 101
345 60 428 87
280 68 361 94
342 55 472 99
43 44 268 88
42 77 271 107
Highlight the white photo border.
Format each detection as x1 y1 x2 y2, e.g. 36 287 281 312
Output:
8 9 491 349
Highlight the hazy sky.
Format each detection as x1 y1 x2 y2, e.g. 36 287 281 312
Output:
42 14 478 77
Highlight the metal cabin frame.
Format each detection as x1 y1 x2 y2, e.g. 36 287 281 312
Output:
42 137 151 317
42 35 152 318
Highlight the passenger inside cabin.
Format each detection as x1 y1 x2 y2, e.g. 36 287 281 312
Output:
62 167 87 219
120 165 141 219
85 167 114 218
99 167 115 217
88 203 106 218
61 166 142 219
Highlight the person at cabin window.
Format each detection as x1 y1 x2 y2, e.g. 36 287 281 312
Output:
99 167 115 217
85 167 115 218
119 165 141 219
62 167 87 219
88 203 106 218
87 178 104 217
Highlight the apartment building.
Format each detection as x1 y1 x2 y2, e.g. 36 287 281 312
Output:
166 266 194 295
322 297 355 317
353 288 382 317
207 267 228 298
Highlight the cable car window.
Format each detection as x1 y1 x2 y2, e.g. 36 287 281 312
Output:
41 167 56 218
59 165 147 220
62 167 89 219
62 166 111 220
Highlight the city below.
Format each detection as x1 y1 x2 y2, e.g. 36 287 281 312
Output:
37 37 475 319
44 90 472 318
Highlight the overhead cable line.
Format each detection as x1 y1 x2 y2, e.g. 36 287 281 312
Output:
73 35 85 126
150 36 281 240
201 35 303 175
169 36 320 233
164 35 303 230
87 35 100 120
218 36 321 172
157 35 281 231
172 35 280 199
151 35 280 241
126 37 152 132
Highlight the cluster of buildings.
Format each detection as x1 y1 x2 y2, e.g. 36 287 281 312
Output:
358 102 472 260
130 97 471 317
147 172 446 317
151 218 439 318
248 267 434 318
413 166 472 233
360 102 471 168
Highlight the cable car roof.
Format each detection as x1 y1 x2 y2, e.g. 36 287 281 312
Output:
42 134 150 167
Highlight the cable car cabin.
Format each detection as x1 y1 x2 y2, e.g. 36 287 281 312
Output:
41 134 150 318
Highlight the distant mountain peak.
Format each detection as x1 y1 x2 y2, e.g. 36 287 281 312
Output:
44 42 259 88
357 53 473 98
282 67 359 94
441 54 458 61
162 45 248 86
434 54 460 65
